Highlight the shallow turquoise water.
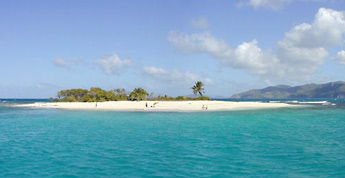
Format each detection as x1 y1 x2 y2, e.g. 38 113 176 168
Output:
1 105 345 177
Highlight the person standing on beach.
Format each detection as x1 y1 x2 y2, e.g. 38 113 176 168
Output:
146 102 148 108
95 102 97 108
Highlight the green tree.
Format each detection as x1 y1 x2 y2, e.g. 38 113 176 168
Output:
129 88 149 101
56 89 88 101
191 81 205 96
105 91 117 101
81 94 91 102
88 87 107 101
57 90 67 99
113 88 128 100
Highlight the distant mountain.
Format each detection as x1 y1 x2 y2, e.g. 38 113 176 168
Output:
230 81 345 99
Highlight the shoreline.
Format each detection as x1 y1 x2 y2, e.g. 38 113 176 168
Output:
13 101 299 112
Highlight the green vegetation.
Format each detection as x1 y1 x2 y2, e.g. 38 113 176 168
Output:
231 81 345 99
52 81 210 102
191 81 205 96
129 88 149 101
55 88 130 102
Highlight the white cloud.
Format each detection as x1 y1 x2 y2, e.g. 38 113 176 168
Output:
142 66 212 85
276 7 345 74
334 50 345 64
52 58 85 69
52 58 86 69
239 0 324 10
95 54 132 75
191 18 210 30
53 58 69 68
167 31 232 58
280 8 345 48
168 8 345 83
168 31 284 78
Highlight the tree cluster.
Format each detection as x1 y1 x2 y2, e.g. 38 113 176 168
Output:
54 88 131 102
51 81 209 102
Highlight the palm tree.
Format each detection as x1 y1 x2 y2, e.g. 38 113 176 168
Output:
129 88 149 101
191 81 205 96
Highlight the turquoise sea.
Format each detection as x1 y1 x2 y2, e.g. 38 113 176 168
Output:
1 99 345 177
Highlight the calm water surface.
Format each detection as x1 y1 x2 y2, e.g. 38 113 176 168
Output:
1 100 345 177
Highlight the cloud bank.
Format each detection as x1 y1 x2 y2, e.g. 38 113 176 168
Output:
334 50 345 65
142 66 212 85
168 8 345 83
95 54 132 75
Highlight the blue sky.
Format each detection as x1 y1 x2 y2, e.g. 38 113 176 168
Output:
1 0 345 98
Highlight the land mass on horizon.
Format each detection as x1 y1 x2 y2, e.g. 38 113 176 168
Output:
231 81 345 99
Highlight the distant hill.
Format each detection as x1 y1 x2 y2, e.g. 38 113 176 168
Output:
230 81 345 99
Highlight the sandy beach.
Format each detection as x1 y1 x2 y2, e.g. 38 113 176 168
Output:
15 101 298 112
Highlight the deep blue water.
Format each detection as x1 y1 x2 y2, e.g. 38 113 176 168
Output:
1 99 345 177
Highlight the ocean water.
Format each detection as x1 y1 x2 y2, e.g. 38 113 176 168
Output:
1 100 345 177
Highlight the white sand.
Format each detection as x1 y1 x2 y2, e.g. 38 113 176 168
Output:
14 101 298 112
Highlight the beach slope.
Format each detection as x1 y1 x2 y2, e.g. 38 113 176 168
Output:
15 101 297 112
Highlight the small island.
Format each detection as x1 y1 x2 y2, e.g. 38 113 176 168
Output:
16 81 297 112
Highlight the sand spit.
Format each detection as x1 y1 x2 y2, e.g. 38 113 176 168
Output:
14 101 298 112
